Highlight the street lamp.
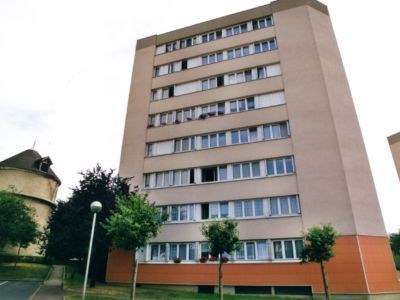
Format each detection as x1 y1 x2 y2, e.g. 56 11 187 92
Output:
82 201 102 300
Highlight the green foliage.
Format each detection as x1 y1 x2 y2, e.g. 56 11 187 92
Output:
301 224 338 263
42 165 134 282
390 230 400 256
201 220 240 258
103 194 167 251
0 190 39 250
393 255 400 271
0 262 50 281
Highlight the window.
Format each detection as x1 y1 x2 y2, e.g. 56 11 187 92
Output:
270 196 300 216
172 169 195 186
150 244 166 261
236 240 268 260
227 70 252 85
144 174 150 188
226 23 248 36
146 143 153 156
200 165 227 182
273 239 303 260
254 38 277 53
232 162 261 179
174 137 196 152
263 122 289 140
234 199 264 218
201 243 210 258
252 16 273 30
229 97 254 113
201 133 226 148
169 243 196 261
182 59 188 70
202 52 223 65
167 204 195 222
155 171 172 187
202 78 217 90
202 202 229 219
266 157 295 176
231 128 258 144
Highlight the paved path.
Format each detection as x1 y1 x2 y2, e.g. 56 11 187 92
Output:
31 265 65 300
0 281 41 300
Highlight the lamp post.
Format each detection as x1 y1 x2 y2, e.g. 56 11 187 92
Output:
82 201 102 300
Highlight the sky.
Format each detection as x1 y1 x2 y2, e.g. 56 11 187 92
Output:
0 0 399 232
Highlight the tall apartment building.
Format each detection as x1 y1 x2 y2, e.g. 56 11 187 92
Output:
107 0 400 297
388 132 400 180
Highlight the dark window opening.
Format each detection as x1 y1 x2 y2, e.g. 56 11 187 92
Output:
201 203 209 220
168 86 174 97
182 60 187 70
216 30 222 39
252 20 259 30
217 76 224 87
190 169 195 184
202 167 218 182
275 286 312 296
235 286 271 295
198 286 214 294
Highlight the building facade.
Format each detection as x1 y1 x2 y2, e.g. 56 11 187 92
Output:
107 0 400 297
0 149 61 256
388 132 400 180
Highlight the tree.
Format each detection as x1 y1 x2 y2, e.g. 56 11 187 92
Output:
42 165 134 283
0 190 39 260
301 224 338 300
389 230 400 270
103 193 167 300
201 220 239 300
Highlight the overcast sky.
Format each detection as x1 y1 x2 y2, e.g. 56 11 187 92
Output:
1 0 399 232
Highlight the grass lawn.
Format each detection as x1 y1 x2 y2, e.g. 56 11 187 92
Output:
0 262 50 281
64 267 304 300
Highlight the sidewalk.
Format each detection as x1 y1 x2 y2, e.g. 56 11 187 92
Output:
31 265 65 300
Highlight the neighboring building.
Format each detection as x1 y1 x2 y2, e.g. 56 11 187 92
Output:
0 149 61 256
107 0 400 297
388 132 400 180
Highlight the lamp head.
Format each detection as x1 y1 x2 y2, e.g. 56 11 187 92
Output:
90 201 102 213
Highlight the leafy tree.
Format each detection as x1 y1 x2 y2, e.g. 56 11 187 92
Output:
0 190 39 260
201 220 240 300
103 193 167 300
389 230 400 270
301 224 338 300
42 165 134 283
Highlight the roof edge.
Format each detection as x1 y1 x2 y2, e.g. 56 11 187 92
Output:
136 0 328 50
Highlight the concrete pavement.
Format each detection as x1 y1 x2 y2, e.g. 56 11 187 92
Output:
0 281 41 300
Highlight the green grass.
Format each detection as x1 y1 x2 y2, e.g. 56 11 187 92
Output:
0 262 51 281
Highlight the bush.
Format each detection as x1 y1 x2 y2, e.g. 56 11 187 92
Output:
394 255 400 270
0 254 50 264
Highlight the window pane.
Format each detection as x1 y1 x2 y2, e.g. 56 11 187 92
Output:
270 198 279 215
220 202 229 218
273 241 283 259
218 103 225 114
284 241 294 259
174 140 181 152
179 244 187 260
252 162 260 177
249 128 258 142
210 134 217 147
182 138 189 151
238 99 246 111
245 70 252 82
264 126 272 140
259 19 266 28
235 48 241 58
234 201 243 217
226 28 233 36
230 101 237 113
202 80 208 90
257 241 267 259
151 245 159 260
156 173 163 187
280 122 288 137
163 172 170 186
209 54 215 64
246 242 255 259
266 159 275 175
285 157 294 173
269 39 277 49
201 243 210 257
240 130 248 143
280 197 289 215
276 159 284 174
189 243 196 260
191 137 195 150
173 171 180 186
189 205 194 220
201 136 209 149
171 206 179 221
244 200 253 217
247 97 255 110
237 243 245 259
210 78 217 88
242 163 251 178
202 56 208 65
219 166 227 181
219 133 226 146
240 23 248 32
272 125 281 138
255 43 261 53
217 52 223 62
180 205 188 221
290 196 299 214
181 170 189 184
233 26 240 35
254 199 264 216
295 240 304 259
209 32 215 41
266 16 273 27
231 131 239 144
170 244 177 260
233 164 241 179
227 50 234 60
160 244 166 260
262 42 269 52
210 203 219 219
243 46 250 56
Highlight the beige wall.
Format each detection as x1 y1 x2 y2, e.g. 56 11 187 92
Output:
274 6 386 236
0 168 58 256
388 132 400 180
